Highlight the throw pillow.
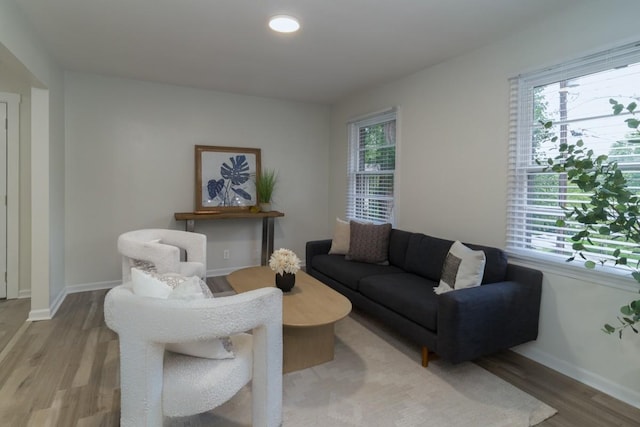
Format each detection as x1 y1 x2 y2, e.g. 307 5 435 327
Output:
329 218 351 255
131 258 157 274
130 268 235 359
346 221 392 264
433 241 486 294
131 267 173 298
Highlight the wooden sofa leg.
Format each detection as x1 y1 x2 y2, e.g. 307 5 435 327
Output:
421 346 429 367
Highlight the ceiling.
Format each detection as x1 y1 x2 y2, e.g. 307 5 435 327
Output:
14 0 581 104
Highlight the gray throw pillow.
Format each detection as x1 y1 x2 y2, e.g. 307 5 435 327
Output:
346 221 392 264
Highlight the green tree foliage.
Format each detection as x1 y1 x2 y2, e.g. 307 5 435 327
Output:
543 99 640 338
533 86 553 158
360 123 395 169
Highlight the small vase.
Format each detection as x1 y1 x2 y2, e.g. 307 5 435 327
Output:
260 202 272 212
275 272 295 292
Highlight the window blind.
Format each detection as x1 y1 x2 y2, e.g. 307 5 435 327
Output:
346 109 397 224
507 41 640 271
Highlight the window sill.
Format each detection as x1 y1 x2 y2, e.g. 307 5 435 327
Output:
506 250 640 294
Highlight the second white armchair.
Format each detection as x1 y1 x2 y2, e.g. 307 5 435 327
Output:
117 229 207 282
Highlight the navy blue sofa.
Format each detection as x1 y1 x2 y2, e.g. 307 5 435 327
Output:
306 229 542 365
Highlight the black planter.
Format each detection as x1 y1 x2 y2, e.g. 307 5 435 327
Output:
275 272 295 292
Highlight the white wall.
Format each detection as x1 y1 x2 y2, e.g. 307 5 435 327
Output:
64 72 329 286
0 0 65 316
330 0 640 407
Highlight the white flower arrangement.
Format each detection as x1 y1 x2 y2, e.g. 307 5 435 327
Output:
269 248 301 276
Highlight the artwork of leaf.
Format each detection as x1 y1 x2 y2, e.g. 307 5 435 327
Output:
196 146 260 211
221 155 250 185
232 187 252 200
207 179 225 199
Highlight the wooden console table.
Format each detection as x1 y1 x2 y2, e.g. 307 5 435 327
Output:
174 211 285 265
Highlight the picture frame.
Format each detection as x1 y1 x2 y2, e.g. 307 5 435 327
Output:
195 145 262 212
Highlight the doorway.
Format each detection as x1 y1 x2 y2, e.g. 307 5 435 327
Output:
0 92 19 300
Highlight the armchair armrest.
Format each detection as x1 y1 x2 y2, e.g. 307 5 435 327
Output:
105 286 283 342
159 231 207 266
305 239 332 269
437 269 542 363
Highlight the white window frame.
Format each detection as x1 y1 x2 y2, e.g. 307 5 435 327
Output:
346 108 397 225
507 41 640 291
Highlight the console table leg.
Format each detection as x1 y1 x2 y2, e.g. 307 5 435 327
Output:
261 217 275 266
185 219 195 232
267 217 274 259
261 218 268 265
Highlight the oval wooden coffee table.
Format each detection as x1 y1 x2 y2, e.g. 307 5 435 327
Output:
227 266 352 373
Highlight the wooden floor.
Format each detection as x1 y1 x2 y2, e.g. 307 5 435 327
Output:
477 351 640 427
0 290 638 426
0 298 29 351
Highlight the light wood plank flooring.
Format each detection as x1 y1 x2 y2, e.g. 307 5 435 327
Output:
0 298 29 351
1 290 638 426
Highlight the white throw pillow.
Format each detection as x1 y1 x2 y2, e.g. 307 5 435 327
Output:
329 217 351 255
131 267 173 298
167 276 207 300
433 241 486 295
130 268 235 359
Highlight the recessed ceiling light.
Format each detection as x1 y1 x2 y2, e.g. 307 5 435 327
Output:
269 15 300 33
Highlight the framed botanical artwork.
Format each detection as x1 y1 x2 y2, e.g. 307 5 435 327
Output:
195 145 262 212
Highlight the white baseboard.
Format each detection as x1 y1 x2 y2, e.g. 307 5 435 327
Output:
27 308 53 322
207 266 252 277
28 287 65 321
66 280 120 294
26 269 247 322
27 280 120 321
206 263 307 278
48 287 67 319
514 346 640 409
22 264 306 320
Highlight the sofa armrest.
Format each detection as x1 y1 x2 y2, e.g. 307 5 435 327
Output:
305 239 332 269
505 263 543 288
436 270 542 363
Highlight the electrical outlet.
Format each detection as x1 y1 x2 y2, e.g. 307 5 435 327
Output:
223 249 230 260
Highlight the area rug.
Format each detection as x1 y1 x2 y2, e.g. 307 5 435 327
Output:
169 316 556 427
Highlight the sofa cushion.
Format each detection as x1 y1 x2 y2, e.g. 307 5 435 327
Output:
311 254 403 291
403 233 508 284
346 221 392 264
388 229 413 268
464 243 508 284
404 234 454 282
359 273 439 331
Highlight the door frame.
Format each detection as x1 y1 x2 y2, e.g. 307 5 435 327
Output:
0 92 20 299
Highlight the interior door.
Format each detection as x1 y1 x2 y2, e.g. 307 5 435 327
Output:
0 102 6 299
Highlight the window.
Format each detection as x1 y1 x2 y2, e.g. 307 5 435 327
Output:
507 41 640 275
347 109 397 224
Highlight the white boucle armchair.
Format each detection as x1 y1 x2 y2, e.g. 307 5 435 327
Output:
104 284 283 427
117 229 207 282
